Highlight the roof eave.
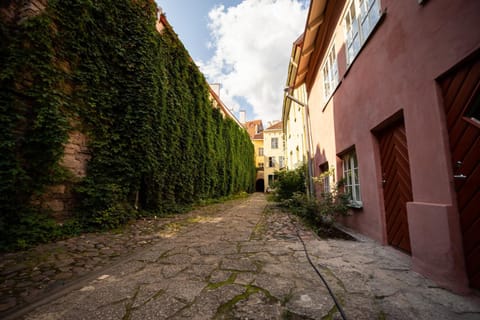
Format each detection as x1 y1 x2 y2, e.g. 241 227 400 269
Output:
294 0 328 88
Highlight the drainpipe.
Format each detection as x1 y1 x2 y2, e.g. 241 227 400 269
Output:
284 88 314 198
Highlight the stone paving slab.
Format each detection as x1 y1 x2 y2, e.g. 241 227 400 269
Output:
1 193 480 319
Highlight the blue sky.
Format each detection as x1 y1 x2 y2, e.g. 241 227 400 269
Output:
157 0 243 62
156 0 309 123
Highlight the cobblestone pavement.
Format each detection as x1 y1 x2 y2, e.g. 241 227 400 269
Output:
2 193 480 319
0 199 246 317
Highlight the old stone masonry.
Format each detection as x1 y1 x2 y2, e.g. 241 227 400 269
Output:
1 193 480 319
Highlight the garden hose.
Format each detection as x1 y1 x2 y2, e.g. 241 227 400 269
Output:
289 214 348 320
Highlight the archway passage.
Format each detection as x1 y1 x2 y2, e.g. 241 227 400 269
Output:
255 179 265 192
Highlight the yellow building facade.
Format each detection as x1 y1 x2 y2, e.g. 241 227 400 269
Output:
263 121 284 192
244 120 265 192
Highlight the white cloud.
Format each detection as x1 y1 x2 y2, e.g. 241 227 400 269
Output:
197 0 308 123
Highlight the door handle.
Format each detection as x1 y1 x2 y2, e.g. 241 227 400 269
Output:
453 161 466 179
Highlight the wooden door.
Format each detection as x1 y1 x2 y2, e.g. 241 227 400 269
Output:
378 120 413 254
439 52 480 290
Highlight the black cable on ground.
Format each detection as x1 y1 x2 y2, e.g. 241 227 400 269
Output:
289 214 348 320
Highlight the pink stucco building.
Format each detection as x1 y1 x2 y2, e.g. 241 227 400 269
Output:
292 0 480 293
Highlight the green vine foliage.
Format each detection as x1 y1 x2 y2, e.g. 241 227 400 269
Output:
0 0 255 250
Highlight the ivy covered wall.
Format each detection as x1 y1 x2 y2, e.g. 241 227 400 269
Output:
0 0 255 249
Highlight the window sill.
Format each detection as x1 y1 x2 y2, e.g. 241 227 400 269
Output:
347 201 363 209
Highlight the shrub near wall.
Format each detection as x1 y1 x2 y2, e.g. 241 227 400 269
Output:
0 0 255 250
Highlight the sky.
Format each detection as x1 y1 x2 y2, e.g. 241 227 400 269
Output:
156 0 309 124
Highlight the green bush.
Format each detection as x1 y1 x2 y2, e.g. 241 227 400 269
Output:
315 186 350 229
271 165 306 201
0 210 82 251
273 168 350 231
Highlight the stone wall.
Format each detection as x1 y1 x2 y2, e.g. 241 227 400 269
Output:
32 130 90 222
61 131 90 178
1 1 92 220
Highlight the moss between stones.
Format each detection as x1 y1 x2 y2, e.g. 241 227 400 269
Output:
282 310 315 320
207 272 237 290
213 284 278 319
321 304 339 320
377 310 387 320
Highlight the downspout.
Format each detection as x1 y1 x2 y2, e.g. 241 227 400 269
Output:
284 89 314 198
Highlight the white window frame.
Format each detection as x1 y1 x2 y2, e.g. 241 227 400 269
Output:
323 174 331 194
342 150 362 207
268 156 275 168
322 43 339 100
258 147 264 156
344 0 381 66
271 137 279 149
319 163 331 194
279 156 285 169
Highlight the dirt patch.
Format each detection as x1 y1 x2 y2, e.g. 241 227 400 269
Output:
315 227 356 241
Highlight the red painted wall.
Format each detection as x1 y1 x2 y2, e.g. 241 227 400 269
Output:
306 0 480 293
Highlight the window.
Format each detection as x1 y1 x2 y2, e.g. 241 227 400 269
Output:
259 162 264 168
279 156 285 168
465 90 480 125
268 174 276 186
268 156 275 168
322 44 339 99
258 147 264 156
342 150 362 206
344 0 381 65
271 137 278 149
319 162 330 194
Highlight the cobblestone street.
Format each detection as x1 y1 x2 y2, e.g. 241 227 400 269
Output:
1 193 480 319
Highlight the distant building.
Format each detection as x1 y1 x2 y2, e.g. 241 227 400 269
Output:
244 119 265 192
263 121 285 192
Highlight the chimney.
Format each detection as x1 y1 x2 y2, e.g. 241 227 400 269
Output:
239 110 246 124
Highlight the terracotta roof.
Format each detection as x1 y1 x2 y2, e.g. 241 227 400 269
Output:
244 120 264 139
253 132 264 140
265 121 282 131
245 119 263 127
